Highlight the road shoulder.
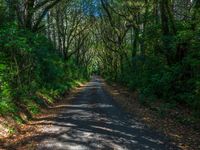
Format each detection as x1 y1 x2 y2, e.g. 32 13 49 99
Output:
103 81 200 150
0 82 87 150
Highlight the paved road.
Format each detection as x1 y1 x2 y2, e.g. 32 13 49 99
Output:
38 77 179 150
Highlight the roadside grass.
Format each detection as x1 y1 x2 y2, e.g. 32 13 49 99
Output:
0 78 88 138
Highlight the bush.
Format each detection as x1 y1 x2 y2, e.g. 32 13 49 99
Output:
0 23 88 116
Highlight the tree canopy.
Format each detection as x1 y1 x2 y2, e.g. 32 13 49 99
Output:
0 0 200 121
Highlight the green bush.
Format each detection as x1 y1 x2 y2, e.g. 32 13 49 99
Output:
0 23 88 116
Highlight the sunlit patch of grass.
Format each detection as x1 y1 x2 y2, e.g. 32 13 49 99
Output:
13 115 24 124
36 91 54 104
0 99 17 115
7 126 16 135
26 101 40 115
70 81 80 88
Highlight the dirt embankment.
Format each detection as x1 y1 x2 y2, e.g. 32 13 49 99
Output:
0 83 86 150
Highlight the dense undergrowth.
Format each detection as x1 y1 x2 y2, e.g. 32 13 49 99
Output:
0 23 89 121
101 18 200 121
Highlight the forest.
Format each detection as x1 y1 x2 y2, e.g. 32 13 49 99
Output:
0 0 200 149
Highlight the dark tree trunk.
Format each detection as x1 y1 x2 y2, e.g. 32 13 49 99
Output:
24 0 35 29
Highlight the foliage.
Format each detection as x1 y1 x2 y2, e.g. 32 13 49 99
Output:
0 23 89 116
0 0 199 122
97 0 200 119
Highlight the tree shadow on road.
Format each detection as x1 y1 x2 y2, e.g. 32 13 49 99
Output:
2 80 180 150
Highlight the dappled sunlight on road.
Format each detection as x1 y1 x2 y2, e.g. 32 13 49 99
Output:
35 77 179 150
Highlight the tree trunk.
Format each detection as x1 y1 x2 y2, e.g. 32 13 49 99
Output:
24 0 35 29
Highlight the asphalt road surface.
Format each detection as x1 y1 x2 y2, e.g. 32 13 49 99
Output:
38 77 179 150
